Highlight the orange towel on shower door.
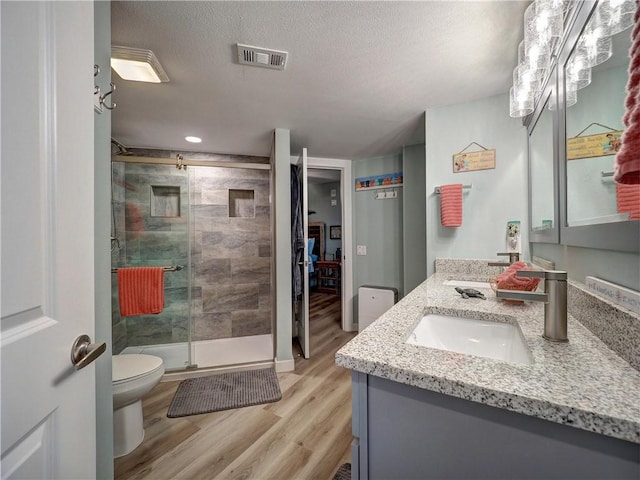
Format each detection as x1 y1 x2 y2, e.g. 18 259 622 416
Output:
117 267 165 316
440 184 463 227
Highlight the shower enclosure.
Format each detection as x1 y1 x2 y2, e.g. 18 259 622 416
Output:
111 154 273 372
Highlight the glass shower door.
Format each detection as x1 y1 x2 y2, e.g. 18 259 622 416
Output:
111 161 192 371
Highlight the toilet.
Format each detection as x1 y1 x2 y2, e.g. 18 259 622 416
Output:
112 354 165 457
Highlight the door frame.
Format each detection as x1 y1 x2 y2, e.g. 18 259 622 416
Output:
94 0 115 473
306 156 355 332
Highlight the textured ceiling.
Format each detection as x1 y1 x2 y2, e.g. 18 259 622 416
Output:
111 1 528 160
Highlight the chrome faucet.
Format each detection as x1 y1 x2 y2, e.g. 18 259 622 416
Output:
496 269 568 342
488 252 520 267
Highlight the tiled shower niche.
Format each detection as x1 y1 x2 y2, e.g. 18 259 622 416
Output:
228 189 255 218
151 185 181 217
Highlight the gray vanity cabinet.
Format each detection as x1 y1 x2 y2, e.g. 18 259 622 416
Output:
351 372 639 479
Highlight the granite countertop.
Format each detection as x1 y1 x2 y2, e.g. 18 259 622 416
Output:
336 272 640 444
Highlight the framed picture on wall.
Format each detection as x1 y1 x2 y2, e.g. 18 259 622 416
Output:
330 225 341 239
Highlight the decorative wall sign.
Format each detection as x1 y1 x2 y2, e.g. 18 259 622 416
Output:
330 225 341 239
567 130 623 160
355 172 403 191
452 142 495 173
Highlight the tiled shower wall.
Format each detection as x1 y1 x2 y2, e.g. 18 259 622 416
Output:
190 165 272 341
111 152 272 355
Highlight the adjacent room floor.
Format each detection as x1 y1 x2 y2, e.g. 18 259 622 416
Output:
115 292 356 480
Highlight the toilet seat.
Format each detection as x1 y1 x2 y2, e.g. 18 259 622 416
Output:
113 354 164 385
112 354 164 410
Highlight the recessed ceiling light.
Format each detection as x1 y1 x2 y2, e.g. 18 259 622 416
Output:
111 46 169 83
185 136 202 143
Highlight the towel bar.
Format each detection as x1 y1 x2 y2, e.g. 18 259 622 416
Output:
434 184 472 194
111 265 183 273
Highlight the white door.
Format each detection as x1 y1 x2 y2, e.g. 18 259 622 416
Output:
295 148 310 358
1 2 99 478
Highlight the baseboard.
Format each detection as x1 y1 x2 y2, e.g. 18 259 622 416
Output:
274 358 295 372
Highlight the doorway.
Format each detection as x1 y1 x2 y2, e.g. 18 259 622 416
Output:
307 168 343 321
306 157 354 333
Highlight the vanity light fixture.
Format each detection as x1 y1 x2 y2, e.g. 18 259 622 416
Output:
510 86 535 117
111 46 170 83
509 0 635 118
510 0 566 117
609 0 636 34
185 136 202 143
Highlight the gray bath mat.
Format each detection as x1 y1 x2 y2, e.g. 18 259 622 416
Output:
332 463 351 480
167 368 282 418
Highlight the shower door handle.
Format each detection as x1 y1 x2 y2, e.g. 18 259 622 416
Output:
70 334 107 370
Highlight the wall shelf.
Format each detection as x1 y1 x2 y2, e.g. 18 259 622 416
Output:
317 261 341 295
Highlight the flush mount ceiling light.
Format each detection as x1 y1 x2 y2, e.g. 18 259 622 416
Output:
111 46 169 83
185 136 202 143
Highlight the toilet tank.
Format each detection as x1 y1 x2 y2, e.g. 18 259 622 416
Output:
358 286 398 333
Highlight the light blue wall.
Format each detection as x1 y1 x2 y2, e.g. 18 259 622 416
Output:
425 93 529 275
274 129 293 367
403 143 427 293
308 181 342 259
94 1 113 475
353 154 404 319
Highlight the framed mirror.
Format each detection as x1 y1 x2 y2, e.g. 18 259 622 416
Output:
559 0 639 252
528 77 560 244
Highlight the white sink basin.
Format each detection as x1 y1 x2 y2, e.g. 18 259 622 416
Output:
406 314 531 365
443 279 491 289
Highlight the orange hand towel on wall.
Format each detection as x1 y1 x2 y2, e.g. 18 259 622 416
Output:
616 183 640 220
440 184 463 227
117 267 165 317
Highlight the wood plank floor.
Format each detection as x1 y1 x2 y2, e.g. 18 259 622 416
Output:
115 293 356 480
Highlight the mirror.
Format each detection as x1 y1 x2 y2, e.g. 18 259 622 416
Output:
565 1 635 227
530 91 556 232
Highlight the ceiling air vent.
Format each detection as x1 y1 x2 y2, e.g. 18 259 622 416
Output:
237 44 288 70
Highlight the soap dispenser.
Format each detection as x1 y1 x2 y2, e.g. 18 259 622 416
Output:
506 221 521 254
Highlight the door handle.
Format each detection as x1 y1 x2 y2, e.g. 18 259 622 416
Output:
71 334 107 370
